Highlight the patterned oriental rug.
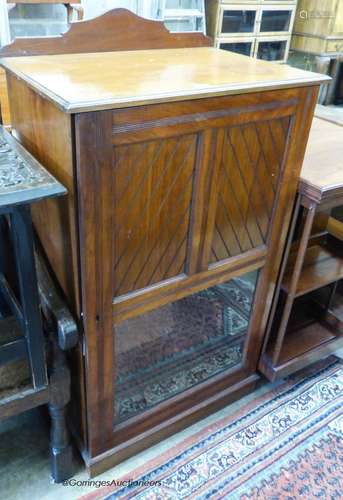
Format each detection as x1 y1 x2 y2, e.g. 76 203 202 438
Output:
83 357 343 500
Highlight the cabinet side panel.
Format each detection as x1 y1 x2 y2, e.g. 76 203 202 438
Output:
0 69 10 125
7 73 80 314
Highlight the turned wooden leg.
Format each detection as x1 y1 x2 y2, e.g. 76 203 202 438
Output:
48 333 74 483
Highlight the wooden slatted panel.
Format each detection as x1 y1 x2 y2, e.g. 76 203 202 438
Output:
113 134 197 297
210 116 290 263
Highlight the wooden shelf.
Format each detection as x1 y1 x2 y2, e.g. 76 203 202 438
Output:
260 292 343 381
261 319 343 380
282 243 343 297
277 322 336 365
0 386 49 420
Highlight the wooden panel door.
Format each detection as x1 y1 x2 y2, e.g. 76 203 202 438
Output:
210 115 290 263
75 86 318 457
112 133 198 298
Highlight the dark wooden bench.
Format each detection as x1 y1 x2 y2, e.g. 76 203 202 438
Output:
0 125 78 483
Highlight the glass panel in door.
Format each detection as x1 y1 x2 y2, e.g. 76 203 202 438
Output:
114 269 259 424
260 10 292 32
257 40 287 61
221 10 256 34
220 41 253 57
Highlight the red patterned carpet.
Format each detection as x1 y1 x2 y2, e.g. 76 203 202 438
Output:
242 434 342 499
83 357 343 500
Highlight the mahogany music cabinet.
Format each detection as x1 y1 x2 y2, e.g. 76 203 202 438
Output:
0 10 328 476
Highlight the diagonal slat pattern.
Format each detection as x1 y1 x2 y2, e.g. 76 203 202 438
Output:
113 134 197 297
211 116 290 264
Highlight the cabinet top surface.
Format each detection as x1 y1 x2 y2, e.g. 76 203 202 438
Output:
1 47 329 113
300 117 343 200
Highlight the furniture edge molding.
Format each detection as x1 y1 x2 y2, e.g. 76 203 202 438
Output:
112 99 299 135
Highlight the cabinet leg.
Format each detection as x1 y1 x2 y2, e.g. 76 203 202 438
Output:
48 334 74 483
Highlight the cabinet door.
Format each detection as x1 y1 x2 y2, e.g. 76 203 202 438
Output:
75 86 318 456
219 6 258 36
218 37 255 57
258 6 295 35
255 37 290 62
107 93 296 319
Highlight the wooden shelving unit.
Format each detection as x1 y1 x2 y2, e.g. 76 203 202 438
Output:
282 243 343 297
206 0 297 62
268 322 336 364
259 116 343 381
261 238 343 381
263 294 343 379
